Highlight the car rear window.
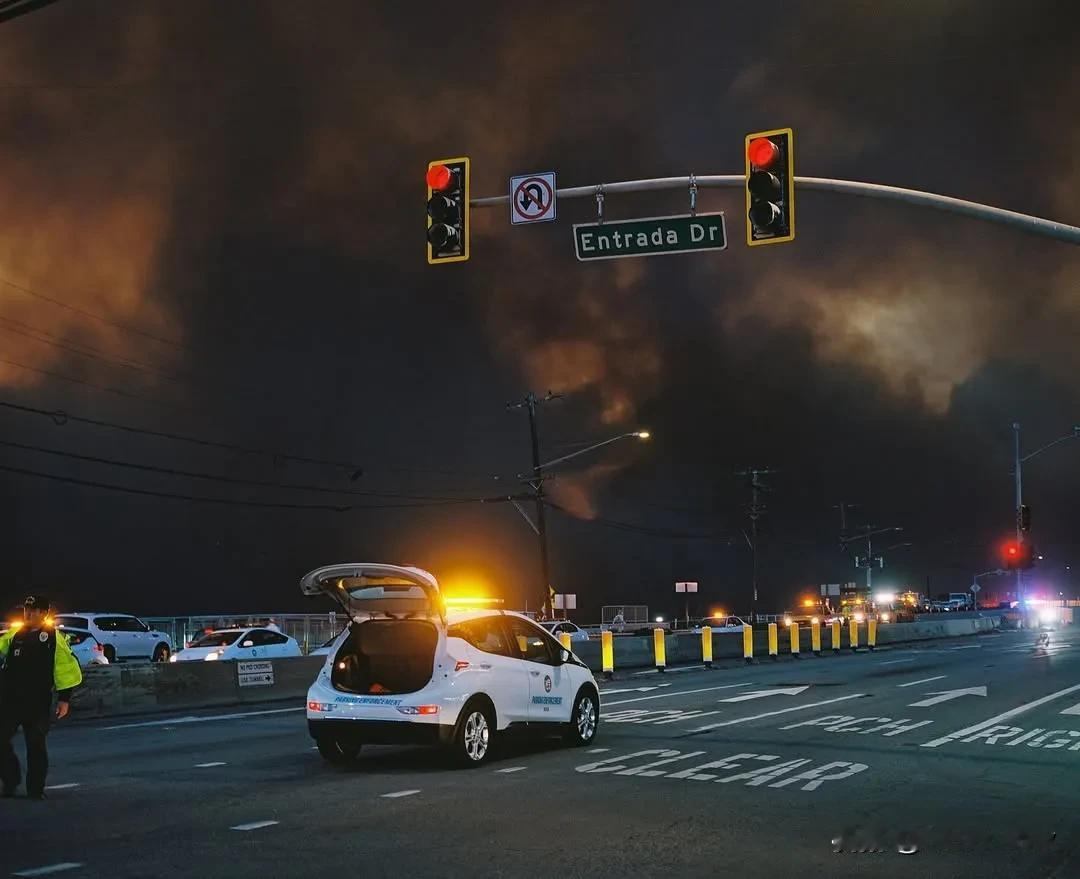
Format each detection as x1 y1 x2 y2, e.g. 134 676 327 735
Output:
59 628 91 646
55 616 89 630
189 631 243 648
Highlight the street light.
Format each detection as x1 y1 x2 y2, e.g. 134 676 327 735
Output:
530 430 651 473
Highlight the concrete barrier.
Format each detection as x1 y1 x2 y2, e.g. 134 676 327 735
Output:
71 655 325 720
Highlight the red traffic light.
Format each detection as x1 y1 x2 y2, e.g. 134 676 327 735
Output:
748 137 779 170
426 164 453 191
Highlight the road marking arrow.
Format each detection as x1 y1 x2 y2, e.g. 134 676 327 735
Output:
599 684 671 695
909 686 987 708
1060 701 1080 716
719 686 810 703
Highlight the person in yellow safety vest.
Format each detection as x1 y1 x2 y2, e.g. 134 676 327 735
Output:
0 594 83 799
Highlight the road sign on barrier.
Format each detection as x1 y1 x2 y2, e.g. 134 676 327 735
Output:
574 212 726 261
238 660 274 688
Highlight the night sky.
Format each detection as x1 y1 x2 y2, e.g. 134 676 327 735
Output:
1 0 1078 619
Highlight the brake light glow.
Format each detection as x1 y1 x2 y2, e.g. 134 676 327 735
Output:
397 705 439 716
308 701 336 712
454 660 470 672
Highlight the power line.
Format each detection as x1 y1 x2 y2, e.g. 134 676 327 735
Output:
0 436 494 502
0 462 491 511
0 356 147 400
544 500 724 541
0 275 189 351
0 0 62 25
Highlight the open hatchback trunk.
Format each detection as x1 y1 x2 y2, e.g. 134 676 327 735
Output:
300 562 443 622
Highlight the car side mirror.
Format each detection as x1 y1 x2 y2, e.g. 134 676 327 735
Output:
242 640 254 648
557 648 570 665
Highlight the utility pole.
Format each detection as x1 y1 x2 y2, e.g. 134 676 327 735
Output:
841 524 903 595
834 502 860 542
508 391 562 616
1013 422 1024 607
737 468 774 623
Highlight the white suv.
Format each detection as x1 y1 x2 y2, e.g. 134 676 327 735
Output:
302 563 600 767
54 613 173 663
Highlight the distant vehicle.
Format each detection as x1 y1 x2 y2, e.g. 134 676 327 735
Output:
54 613 173 663
539 620 589 642
947 594 973 610
302 563 600 767
692 615 747 633
56 625 110 668
170 627 302 662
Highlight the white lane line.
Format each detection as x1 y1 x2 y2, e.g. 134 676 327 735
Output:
102 707 304 731
381 789 421 798
921 682 1080 748
897 675 947 688
586 748 610 753
496 766 527 773
604 683 750 707
948 645 981 650
877 658 917 665
598 684 672 694
44 783 80 790
687 693 867 733
632 665 705 676
13 864 84 877
195 762 228 768
231 820 280 831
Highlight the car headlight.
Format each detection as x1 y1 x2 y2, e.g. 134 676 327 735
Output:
880 613 890 622
204 651 220 661
854 613 865 623
169 653 178 663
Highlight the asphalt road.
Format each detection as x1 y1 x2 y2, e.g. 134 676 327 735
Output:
2 628 1077 878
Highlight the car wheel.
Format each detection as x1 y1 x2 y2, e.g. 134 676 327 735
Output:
453 699 495 767
316 735 362 765
565 688 599 746
152 643 170 663
103 645 116 664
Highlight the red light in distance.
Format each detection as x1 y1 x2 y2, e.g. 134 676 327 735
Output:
426 164 453 191
748 137 779 170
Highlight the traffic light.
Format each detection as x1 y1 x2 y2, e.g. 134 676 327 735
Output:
426 157 470 265
1001 539 1036 570
745 128 794 246
1018 504 1031 533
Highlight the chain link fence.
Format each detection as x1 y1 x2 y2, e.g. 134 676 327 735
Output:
143 613 346 655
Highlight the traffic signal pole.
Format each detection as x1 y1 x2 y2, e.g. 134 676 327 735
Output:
471 175 1080 245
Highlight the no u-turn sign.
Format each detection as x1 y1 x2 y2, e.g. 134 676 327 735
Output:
510 171 557 224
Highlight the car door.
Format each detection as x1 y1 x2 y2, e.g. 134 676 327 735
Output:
90 616 125 659
503 616 575 724
449 616 530 726
118 616 155 659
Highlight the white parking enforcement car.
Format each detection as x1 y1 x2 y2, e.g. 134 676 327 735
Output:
302 563 600 767
170 627 303 662
54 612 173 663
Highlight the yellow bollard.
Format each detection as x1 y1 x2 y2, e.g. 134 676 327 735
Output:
702 626 713 669
768 622 778 660
653 627 666 672
831 620 841 653
868 619 877 651
743 624 754 664
559 631 572 652
790 622 801 658
849 618 859 652
601 630 614 679
811 621 822 655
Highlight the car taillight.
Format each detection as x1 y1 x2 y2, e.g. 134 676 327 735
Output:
308 701 335 713
454 660 470 672
397 705 439 716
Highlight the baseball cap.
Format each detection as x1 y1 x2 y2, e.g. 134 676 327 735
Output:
23 594 51 610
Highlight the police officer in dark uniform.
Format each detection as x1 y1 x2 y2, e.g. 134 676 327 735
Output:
0 595 83 799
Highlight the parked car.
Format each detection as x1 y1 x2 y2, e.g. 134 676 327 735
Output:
53 612 173 663
170 627 302 662
691 615 747 633
302 563 600 767
56 625 110 668
538 620 589 642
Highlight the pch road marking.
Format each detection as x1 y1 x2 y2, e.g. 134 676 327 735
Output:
381 789 421 798
897 675 947 688
922 682 1080 748
719 686 809 703
686 693 867 733
12 864 84 877
604 682 750 707
908 686 987 708
231 820 280 831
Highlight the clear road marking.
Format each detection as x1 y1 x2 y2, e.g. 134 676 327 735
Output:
1060 702 1080 716
897 675 947 688
687 693 867 733
44 783 80 790
231 821 279 831
101 706 304 730
606 708 721 726
948 645 981 650
496 766 527 773
877 658 917 665
381 789 421 798
921 682 1080 748
599 684 672 695
604 682 750 707
908 686 988 708
718 686 809 703
633 665 705 676
586 748 610 753
195 762 228 768
13 864 84 877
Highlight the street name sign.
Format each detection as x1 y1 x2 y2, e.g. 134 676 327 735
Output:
574 212 726 261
